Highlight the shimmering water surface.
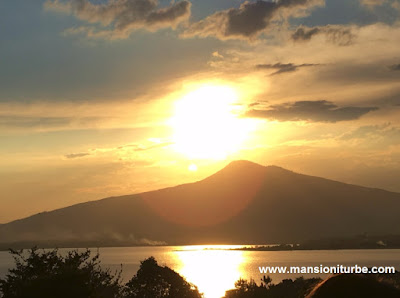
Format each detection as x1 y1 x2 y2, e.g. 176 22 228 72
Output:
1 246 399 298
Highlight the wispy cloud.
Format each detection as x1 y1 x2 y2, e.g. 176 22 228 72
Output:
256 62 319 75
245 100 378 123
0 115 104 131
292 25 355 46
65 152 91 159
359 0 387 7
117 141 173 151
341 123 400 142
64 140 173 160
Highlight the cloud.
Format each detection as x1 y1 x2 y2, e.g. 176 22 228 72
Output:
64 140 173 160
117 141 173 151
256 62 319 75
292 25 355 46
65 152 91 159
212 51 224 59
0 113 136 133
182 0 324 41
0 116 71 128
393 1 400 11
340 123 394 140
389 63 400 71
245 100 378 122
0 116 104 132
44 0 191 39
359 0 387 7
339 123 400 149
248 101 265 108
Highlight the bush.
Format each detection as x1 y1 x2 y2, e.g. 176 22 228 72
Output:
223 276 321 298
124 257 202 298
0 248 122 298
0 249 202 298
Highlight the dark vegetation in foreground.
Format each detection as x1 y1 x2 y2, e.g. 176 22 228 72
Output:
223 273 400 298
0 248 201 298
1 249 400 298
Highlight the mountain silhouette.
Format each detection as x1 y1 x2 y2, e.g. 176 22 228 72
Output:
1 160 400 248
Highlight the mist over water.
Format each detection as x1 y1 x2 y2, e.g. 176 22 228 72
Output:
1 246 399 298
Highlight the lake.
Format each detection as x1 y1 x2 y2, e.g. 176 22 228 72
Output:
1 246 399 298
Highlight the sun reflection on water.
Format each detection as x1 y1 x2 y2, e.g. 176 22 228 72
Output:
172 245 245 298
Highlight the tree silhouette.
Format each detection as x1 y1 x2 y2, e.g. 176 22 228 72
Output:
0 248 122 298
124 256 202 298
224 278 267 298
223 276 321 298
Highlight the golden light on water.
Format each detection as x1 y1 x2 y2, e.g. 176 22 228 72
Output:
169 85 254 160
173 245 245 298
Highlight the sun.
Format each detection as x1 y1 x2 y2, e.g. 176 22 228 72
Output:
188 163 198 172
169 84 250 160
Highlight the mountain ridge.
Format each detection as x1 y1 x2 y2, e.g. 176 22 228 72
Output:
1 160 400 248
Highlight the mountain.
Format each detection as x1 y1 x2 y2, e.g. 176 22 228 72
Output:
1 160 400 248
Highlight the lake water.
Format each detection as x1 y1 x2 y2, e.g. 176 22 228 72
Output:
1 246 399 298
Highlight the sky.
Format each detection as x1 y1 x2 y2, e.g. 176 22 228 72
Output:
1 0 400 223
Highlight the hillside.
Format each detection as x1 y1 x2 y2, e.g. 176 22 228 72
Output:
1 160 400 248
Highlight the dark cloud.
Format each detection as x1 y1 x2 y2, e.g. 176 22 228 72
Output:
182 0 324 40
45 0 191 39
292 26 355 46
292 27 320 41
389 64 400 71
65 152 91 159
248 102 264 107
256 62 319 75
245 100 378 122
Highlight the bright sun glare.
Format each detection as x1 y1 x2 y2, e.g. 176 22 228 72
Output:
188 163 198 172
174 246 244 298
170 85 251 160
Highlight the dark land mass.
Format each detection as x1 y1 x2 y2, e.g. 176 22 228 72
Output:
1 160 400 250
231 234 400 251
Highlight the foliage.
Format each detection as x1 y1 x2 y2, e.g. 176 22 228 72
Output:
0 249 203 298
5 247 398 298
0 248 122 298
124 256 202 298
223 275 321 298
223 277 267 298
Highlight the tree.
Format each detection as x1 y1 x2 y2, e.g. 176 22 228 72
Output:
223 276 321 298
124 257 202 298
223 277 269 298
0 248 122 298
